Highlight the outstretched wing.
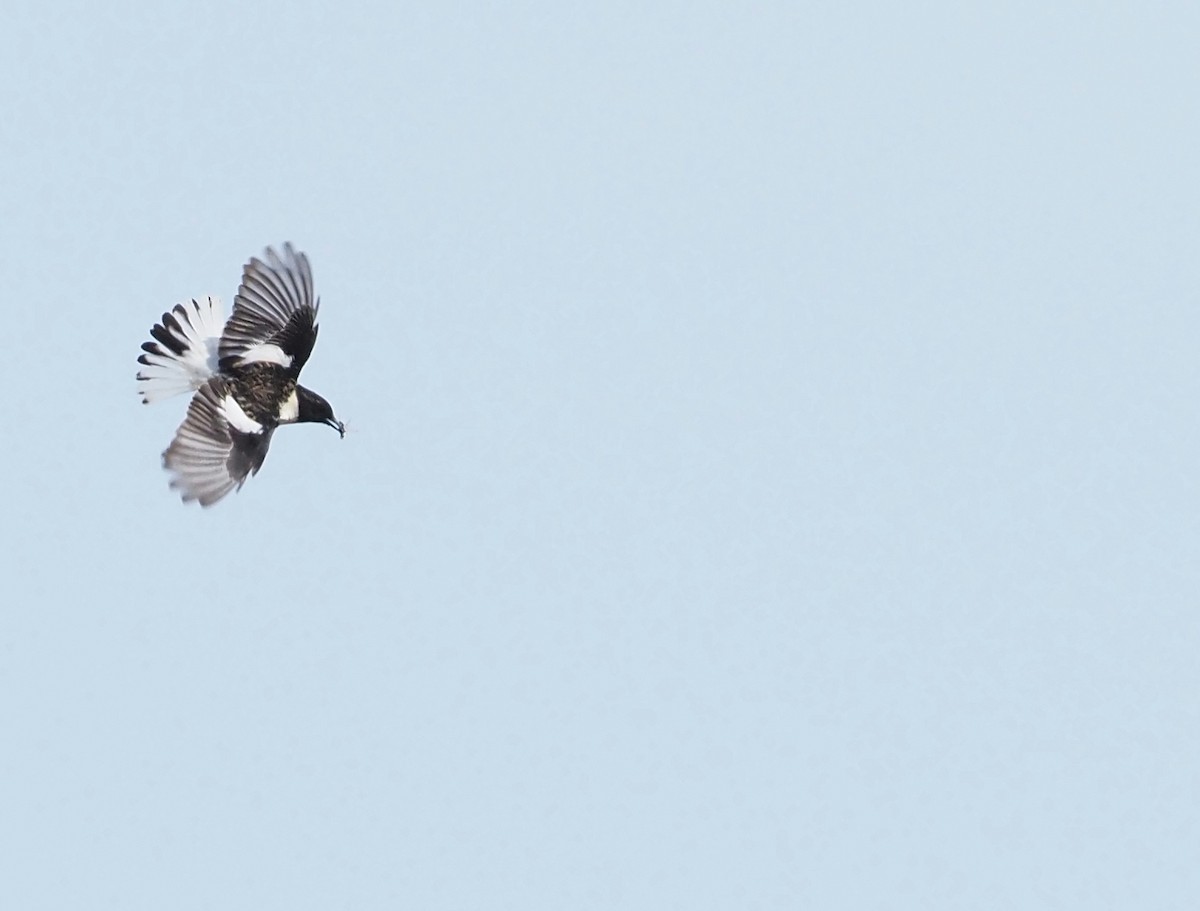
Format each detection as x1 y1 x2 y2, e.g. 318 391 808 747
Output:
218 243 319 377
162 378 275 507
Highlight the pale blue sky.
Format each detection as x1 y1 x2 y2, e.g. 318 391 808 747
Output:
1 1 1198 907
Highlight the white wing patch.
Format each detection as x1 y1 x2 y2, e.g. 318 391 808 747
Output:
233 342 293 369
222 395 263 434
137 296 225 404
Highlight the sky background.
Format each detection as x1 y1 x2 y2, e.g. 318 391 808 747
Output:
1 1 1197 907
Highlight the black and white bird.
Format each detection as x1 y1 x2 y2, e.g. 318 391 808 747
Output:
137 243 344 506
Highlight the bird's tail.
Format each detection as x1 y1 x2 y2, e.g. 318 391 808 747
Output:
136 296 225 404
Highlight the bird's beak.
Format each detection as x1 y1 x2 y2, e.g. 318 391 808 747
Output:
327 418 345 438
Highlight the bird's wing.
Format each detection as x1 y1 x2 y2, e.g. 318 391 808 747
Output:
218 243 319 377
136 296 225 404
162 378 275 507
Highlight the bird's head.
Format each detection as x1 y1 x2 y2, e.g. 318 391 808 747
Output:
296 386 345 438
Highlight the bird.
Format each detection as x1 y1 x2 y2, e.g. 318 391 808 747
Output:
137 243 344 506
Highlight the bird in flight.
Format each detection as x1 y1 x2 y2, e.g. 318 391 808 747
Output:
137 243 344 506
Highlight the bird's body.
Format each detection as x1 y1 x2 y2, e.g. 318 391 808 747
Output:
226 362 300 426
137 244 343 506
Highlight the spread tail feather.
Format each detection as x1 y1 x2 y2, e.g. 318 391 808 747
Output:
136 296 225 404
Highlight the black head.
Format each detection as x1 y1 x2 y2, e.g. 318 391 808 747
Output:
296 385 345 438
